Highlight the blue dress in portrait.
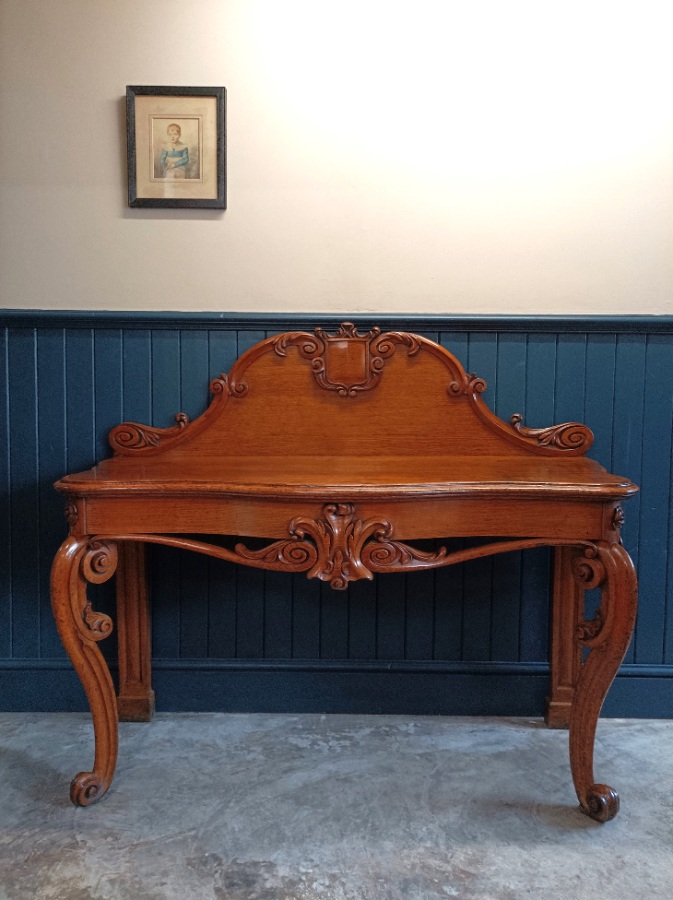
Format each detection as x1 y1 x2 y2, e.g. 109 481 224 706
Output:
160 147 189 173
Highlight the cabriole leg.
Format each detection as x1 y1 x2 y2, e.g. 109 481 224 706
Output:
51 536 119 806
568 542 638 822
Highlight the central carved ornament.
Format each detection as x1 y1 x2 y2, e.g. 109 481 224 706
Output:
293 502 387 590
235 502 447 590
273 323 421 396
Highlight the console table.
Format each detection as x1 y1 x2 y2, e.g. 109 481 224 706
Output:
51 324 638 820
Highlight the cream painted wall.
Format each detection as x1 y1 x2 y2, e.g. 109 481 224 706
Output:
1 0 672 314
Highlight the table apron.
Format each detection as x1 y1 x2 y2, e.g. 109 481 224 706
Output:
77 495 613 542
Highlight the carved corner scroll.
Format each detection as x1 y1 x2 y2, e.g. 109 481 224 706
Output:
109 411 191 454
273 323 421 397
79 540 117 640
571 545 611 648
509 414 594 453
108 371 243 456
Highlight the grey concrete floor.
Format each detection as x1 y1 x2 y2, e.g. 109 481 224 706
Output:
0 713 671 900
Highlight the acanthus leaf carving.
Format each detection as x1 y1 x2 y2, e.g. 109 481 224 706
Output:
273 330 325 362
289 503 389 589
214 371 247 399
362 538 449 571
233 537 317 571
509 414 594 452
65 500 79 528
448 373 488 398
109 412 190 453
82 601 114 640
370 329 422 360
577 609 605 643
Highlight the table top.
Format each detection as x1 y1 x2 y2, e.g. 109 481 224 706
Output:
57 453 637 502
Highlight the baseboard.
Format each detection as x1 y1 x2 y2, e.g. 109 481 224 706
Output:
1 660 671 717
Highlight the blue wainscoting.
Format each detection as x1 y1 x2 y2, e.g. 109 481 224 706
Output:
1 312 672 716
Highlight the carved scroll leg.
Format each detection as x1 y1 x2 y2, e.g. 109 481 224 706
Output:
51 537 119 806
116 542 155 722
569 543 638 822
546 547 582 728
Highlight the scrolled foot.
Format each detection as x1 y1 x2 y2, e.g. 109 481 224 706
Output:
70 771 109 807
581 783 620 822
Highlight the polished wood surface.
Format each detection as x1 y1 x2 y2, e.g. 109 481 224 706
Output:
51 323 638 819
115 543 155 722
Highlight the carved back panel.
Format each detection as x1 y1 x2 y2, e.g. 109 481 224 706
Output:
109 324 593 459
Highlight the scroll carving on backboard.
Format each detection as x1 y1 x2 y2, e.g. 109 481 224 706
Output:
509 413 594 452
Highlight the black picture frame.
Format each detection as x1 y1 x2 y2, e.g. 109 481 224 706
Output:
126 85 226 209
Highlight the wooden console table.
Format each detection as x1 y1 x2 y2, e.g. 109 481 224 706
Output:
51 324 638 820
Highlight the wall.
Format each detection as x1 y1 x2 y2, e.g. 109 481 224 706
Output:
1 0 673 315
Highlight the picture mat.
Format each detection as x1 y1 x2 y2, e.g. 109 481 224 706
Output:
134 95 218 200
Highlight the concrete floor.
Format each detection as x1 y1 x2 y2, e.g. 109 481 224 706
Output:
0 713 671 900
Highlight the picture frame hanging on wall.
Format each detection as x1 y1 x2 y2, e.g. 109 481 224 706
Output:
126 85 226 209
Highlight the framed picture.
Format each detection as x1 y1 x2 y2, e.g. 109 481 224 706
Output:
126 85 226 208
